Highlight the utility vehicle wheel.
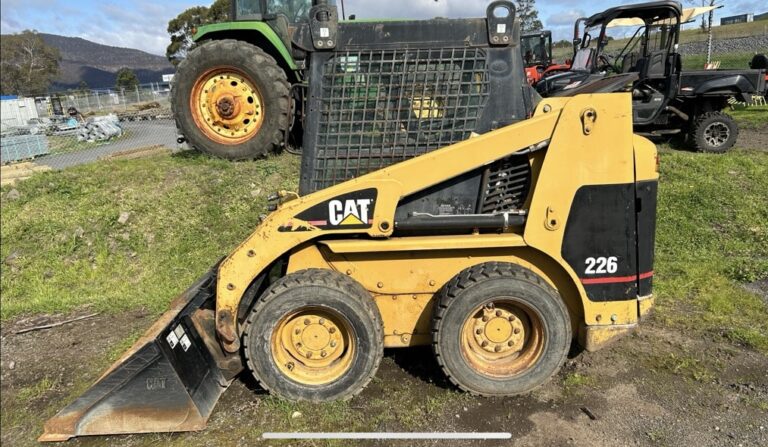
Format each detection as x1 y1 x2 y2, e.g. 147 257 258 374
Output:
243 269 383 401
432 262 571 396
172 39 290 160
689 111 738 153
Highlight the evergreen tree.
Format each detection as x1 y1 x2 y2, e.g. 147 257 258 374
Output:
115 68 140 91
515 0 543 32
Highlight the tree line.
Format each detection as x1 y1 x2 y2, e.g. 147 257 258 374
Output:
1 31 144 96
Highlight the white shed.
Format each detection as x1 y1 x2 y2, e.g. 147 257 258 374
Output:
0 97 39 131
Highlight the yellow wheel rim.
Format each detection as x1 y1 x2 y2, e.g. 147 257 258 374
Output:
272 308 355 386
460 300 545 378
189 67 264 145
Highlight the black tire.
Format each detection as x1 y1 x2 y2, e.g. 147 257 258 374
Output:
432 262 571 396
689 111 738 153
171 39 290 160
243 269 383 401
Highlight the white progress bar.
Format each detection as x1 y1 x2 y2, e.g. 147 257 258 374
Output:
262 432 512 440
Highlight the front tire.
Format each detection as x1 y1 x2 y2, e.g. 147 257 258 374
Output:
172 39 290 160
689 111 738 153
243 269 383 401
432 262 571 396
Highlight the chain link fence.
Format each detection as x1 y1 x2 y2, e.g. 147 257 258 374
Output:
1 83 183 179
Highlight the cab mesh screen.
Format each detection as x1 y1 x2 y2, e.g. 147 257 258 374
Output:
308 47 490 191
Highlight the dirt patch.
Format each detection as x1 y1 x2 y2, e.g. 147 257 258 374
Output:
737 126 768 152
1 311 767 447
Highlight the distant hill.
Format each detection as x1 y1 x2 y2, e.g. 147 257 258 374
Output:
36 33 174 90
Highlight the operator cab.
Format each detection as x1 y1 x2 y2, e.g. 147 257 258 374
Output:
573 1 682 124
521 31 552 68
233 0 315 23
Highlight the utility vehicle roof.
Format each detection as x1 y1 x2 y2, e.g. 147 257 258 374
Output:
585 1 682 28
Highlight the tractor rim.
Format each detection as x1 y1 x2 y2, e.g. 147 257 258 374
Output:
189 66 264 145
703 122 729 147
272 307 355 386
460 298 545 378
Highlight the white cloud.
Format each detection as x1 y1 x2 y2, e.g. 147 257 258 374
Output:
546 9 585 27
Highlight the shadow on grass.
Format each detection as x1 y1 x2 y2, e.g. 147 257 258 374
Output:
171 148 212 160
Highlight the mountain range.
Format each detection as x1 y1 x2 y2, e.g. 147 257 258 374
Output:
38 34 175 90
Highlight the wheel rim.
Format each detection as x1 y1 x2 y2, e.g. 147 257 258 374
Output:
460 299 545 378
703 122 730 148
189 67 264 145
272 307 355 386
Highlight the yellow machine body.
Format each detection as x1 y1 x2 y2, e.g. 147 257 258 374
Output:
214 93 657 353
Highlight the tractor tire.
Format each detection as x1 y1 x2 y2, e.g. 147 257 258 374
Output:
243 269 383 401
172 39 290 160
432 262 571 396
689 111 738 153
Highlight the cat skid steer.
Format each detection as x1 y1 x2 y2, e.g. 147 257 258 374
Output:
40 91 659 441
41 2 658 441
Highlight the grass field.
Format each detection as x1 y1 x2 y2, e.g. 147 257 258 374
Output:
2 118 766 352
0 153 299 318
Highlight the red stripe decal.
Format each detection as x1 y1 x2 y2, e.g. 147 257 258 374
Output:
581 271 653 285
308 220 327 226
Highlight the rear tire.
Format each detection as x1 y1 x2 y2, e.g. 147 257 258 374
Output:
689 111 738 153
172 39 290 160
243 269 383 401
432 262 571 396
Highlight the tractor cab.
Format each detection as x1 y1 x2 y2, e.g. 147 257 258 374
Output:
521 31 551 68
521 31 572 85
233 0 314 23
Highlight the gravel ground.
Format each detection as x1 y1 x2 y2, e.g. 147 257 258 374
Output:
679 35 768 56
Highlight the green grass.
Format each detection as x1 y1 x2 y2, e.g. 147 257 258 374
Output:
0 152 300 319
648 352 718 383
681 52 756 70
15 377 58 402
729 105 768 129
562 372 596 393
653 148 768 352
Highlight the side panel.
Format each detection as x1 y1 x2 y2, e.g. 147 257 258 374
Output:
561 184 638 302
635 180 657 296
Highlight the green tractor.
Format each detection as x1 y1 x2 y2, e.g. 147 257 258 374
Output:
172 0 533 163
172 0 315 159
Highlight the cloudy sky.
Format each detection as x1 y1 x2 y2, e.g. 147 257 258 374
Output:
1 0 765 56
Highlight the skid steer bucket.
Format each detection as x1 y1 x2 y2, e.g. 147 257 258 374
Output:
39 268 239 442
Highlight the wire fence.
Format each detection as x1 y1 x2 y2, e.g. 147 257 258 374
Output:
1 83 183 180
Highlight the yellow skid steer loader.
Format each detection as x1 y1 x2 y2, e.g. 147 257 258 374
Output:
41 3 658 440
41 92 658 441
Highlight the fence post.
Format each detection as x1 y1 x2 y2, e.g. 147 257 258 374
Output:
136 85 141 104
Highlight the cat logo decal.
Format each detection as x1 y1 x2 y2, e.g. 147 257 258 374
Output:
279 189 377 232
